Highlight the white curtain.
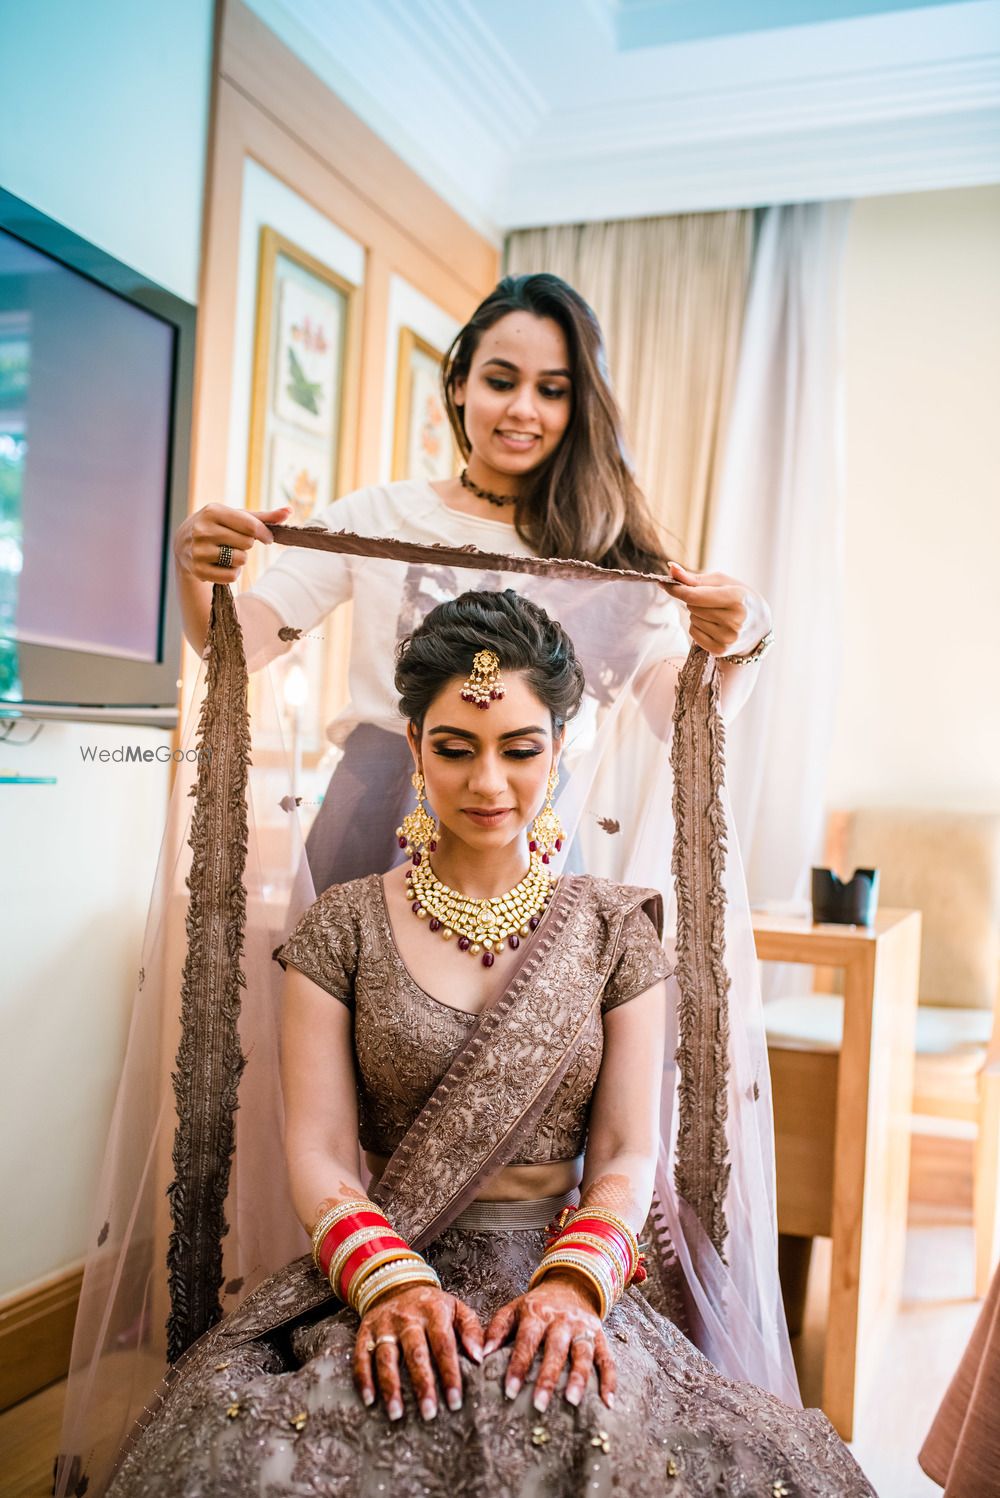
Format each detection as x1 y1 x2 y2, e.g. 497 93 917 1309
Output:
707 202 852 912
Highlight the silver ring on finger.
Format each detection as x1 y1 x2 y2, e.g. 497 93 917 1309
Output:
571 1332 596 1346
374 1334 398 1348
217 543 233 569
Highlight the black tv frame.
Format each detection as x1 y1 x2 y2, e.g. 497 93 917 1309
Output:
0 187 196 728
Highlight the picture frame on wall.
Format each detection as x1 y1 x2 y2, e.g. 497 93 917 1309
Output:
391 327 459 483
247 226 359 527
246 226 360 767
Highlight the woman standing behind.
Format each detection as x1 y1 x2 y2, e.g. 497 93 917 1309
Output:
171 274 773 889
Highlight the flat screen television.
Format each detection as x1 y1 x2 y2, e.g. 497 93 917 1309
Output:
0 187 195 727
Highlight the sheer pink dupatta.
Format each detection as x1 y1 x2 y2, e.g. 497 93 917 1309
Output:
56 536 796 1496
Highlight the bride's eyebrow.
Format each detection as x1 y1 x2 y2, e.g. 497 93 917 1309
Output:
428 725 547 741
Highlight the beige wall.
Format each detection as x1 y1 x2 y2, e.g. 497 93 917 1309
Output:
826 186 1000 817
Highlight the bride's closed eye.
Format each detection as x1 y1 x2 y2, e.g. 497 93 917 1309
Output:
432 746 544 761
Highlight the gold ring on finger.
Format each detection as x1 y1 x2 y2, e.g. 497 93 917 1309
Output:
571 1332 596 1346
374 1334 398 1348
363 1339 377 1353
217 544 233 568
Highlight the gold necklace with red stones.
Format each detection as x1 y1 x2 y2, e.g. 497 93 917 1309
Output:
406 852 554 968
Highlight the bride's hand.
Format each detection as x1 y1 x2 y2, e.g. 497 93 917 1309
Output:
173 502 291 583
483 1273 616 1412
663 561 772 658
353 1284 485 1422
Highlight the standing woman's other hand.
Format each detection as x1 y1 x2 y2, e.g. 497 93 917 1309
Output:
173 503 292 584
663 561 772 658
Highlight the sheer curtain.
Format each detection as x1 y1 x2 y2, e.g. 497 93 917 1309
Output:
505 212 752 565
707 202 852 911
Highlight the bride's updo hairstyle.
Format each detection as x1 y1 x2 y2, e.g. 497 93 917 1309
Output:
395 588 585 734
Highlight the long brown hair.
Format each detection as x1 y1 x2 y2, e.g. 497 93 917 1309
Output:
442 273 673 572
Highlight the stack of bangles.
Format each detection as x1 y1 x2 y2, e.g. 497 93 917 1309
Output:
528 1205 647 1319
311 1198 440 1317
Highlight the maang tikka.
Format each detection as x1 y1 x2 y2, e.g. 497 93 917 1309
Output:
529 765 565 865
396 770 438 865
461 649 506 709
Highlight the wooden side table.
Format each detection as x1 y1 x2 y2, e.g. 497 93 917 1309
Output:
752 907 922 1440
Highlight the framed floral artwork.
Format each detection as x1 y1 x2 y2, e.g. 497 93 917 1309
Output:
247 227 359 524
391 327 459 483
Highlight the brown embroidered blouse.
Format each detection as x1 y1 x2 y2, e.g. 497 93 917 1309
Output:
274 873 672 1165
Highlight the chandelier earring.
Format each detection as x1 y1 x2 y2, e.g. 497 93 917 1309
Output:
396 770 438 866
529 765 565 865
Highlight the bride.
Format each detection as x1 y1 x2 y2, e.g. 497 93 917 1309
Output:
100 587 873 1497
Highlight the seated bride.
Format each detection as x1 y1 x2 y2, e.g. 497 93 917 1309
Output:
103 587 871 1497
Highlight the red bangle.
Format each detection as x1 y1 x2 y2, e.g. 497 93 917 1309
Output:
316 1210 393 1280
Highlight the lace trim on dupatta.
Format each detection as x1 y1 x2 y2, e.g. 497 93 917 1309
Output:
670 646 731 1262
165 585 250 1362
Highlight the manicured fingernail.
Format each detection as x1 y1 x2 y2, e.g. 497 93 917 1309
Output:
420 1398 437 1421
533 1389 550 1413
483 1339 498 1355
604 1392 615 1409
505 1376 521 1399
447 1387 463 1411
468 1341 484 1364
361 1388 375 1407
565 1385 581 1406
388 1398 403 1421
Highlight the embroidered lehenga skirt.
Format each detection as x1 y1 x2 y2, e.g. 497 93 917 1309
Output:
108 1198 873 1498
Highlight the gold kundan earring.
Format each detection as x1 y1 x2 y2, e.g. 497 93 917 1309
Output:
396 770 438 866
529 765 565 865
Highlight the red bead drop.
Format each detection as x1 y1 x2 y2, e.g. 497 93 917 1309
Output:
529 915 540 930
541 853 550 864
411 901 422 913
555 839 563 851
508 934 520 950
481 952 495 967
528 840 538 852
429 918 441 932
411 852 421 866
457 936 471 951
429 840 437 852
398 836 408 849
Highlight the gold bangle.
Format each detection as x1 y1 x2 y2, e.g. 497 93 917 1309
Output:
553 1233 627 1293
342 1248 422 1301
530 1253 613 1319
721 627 774 666
353 1262 440 1319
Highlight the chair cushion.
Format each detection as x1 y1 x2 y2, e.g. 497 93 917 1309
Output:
764 994 993 1057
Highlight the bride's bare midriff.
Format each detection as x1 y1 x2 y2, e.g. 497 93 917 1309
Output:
365 1152 584 1202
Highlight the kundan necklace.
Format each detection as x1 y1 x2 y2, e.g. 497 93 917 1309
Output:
459 467 518 508
406 851 554 968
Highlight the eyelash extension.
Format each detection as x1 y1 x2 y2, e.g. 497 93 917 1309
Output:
431 746 543 760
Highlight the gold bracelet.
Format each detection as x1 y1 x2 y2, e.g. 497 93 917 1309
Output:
554 1233 627 1294
353 1261 440 1318
530 1252 614 1319
567 1209 642 1276
721 627 774 666
343 1248 422 1301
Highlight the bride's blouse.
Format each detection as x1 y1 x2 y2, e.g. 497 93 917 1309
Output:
275 873 671 1165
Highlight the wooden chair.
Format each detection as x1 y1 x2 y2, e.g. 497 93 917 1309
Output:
766 809 1000 1298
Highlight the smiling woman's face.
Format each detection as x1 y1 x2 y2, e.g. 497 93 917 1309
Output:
409 670 559 855
453 311 573 478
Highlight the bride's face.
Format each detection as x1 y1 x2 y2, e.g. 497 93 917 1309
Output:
410 671 559 855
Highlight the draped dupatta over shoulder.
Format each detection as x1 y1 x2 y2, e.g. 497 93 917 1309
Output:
56 532 797 1497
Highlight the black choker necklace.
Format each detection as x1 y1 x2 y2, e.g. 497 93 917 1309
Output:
460 468 518 508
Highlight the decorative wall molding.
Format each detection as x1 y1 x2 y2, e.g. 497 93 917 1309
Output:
249 0 1000 226
0 1264 83 1412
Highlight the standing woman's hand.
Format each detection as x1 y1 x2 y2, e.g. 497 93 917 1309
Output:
663 561 772 659
173 502 291 584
